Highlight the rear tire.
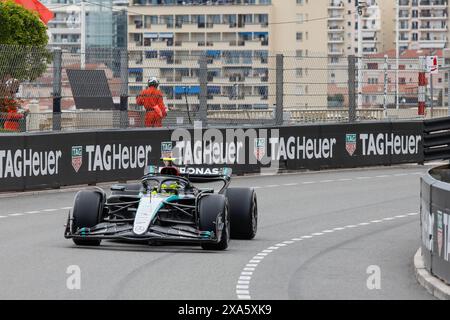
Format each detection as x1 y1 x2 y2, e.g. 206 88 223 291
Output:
225 188 258 240
71 190 104 246
199 194 229 251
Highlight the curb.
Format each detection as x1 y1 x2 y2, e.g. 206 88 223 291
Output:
414 248 450 300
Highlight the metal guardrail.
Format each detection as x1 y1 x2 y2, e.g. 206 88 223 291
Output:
423 116 450 161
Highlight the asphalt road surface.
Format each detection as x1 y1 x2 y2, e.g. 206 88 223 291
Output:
0 165 435 300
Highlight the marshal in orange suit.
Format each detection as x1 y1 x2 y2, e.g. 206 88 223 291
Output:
136 77 167 128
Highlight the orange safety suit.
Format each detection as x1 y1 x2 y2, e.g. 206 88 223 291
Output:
3 102 22 132
136 86 167 127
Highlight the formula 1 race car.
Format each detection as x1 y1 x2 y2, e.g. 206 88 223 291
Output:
64 162 257 250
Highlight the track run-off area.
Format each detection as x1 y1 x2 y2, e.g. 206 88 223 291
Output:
0 165 436 299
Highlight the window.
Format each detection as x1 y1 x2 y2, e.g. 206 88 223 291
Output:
296 32 303 41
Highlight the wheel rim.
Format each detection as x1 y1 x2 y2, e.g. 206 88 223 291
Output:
252 195 258 235
226 206 231 243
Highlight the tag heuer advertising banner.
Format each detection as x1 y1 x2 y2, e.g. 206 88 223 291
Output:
0 121 423 192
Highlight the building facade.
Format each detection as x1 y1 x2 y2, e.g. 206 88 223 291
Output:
397 0 449 51
43 0 127 52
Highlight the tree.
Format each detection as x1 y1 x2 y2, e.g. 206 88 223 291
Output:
0 0 51 112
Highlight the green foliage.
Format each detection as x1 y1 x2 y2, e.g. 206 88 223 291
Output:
0 1 51 82
0 1 52 112
0 0 48 46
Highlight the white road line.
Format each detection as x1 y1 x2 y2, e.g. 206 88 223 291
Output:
266 185 280 188
284 183 298 186
25 211 40 214
236 212 419 300
0 216 6 219
252 256 265 260
9 213 24 217
320 180 334 183
236 285 249 289
338 178 352 182
356 176 371 180
236 290 250 295
376 175 389 178
60 207 72 210
302 181 315 184
42 208 59 212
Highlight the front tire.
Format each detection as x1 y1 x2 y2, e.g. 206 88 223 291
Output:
225 188 258 240
71 190 104 246
199 194 229 251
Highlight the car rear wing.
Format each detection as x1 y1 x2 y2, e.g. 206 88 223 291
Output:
146 165 232 182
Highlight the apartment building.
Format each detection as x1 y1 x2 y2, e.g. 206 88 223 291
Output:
361 49 446 107
126 0 401 111
397 0 449 51
43 0 127 53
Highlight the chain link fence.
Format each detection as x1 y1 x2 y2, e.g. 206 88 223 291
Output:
0 44 449 132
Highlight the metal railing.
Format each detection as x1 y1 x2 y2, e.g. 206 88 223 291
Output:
1 108 448 133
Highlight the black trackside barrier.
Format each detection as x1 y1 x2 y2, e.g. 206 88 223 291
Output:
421 165 450 285
423 117 450 162
0 121 423 192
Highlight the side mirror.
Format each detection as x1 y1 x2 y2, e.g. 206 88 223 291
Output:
110 185 126 192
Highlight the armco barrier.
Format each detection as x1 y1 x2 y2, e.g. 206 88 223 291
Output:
424 117 450 162
421 165 450 285
0 121 423 192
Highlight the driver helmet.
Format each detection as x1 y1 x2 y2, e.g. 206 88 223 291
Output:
161 182 180 194
148 77 160 88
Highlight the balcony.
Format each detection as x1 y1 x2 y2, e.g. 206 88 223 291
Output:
328 15 345 21
328 1 345 8
328 49 344 56
328 37 344 43
328 26 345 33
419 0 448 7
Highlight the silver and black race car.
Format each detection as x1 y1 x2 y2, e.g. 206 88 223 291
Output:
64 163 257 250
